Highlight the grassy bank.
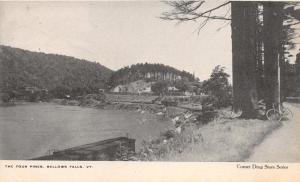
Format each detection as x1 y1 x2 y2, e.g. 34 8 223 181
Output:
135 113 282 162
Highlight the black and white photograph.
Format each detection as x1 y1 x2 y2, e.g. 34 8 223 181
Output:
0 0 299 162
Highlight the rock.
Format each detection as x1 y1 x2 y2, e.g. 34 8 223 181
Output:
162 130 176 139
172 116 180 121
175 126 182 134
184 113 193 119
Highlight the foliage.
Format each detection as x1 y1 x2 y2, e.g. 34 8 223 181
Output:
84 93 106 101
0 45 113 98
49 85 71 99
285 54 300 97
1 93 11 103
202 65 232 108
174 80 191 92
114 144 137 161
161 97 178 107
201 95 218 108
137 126 204 161
196 110 218 125
109 63 196 87
151 80 170 96
28 92 39 102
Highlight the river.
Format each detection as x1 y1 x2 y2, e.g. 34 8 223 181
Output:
0 103 172 160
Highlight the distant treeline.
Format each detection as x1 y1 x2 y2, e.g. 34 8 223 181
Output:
108 63 196 87
0 45 113 99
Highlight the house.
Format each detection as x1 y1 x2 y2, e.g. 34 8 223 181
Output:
175 75 182 80
98 89 105 93
25 86 41 93
168 86 179 92
184 91 196 96
112 85 126 93
139 86 152 94
145 72 151 78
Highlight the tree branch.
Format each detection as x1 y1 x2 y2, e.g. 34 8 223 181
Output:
161 1 231 21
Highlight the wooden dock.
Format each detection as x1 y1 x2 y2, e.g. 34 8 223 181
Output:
32 137 135 161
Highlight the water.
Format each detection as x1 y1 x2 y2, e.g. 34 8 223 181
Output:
0 103 172 159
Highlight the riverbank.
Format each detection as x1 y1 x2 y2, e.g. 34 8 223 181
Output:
135 112 282 161
51 94 192 117
51 98 172 115
2 97 285 161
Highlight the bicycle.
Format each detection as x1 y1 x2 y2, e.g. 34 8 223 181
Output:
228 100 264 119
266 104 293 121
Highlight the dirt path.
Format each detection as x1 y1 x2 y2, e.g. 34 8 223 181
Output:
247 103 300 162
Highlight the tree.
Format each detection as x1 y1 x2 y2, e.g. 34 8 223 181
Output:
174 80 191 92
151 81 169 96
50 85 71 99
285 60 298 97
285 52 300 97
0 45 112 99
161 1 300 118
1 93 11 103
109 63 195 87
202 65 231 108
263 2 284 110
231 1 259 118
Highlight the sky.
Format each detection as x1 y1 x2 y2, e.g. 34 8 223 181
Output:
0 1 299 81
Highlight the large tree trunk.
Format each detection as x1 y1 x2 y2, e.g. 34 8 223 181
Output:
263 2 284 110
231 1 243 112
231 2 259 118
255 6 264 101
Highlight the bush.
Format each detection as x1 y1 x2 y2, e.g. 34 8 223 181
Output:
1 93 11 102
28 92 39 102
151 81 169 96
201 95 218 107
84 93 106 101
196 111 218 125
50 86 71 99
161 97 178 106
114 144 136 161
202 65 232 108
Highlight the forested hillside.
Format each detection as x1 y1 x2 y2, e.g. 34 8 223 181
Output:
109 63 196 87
0 45 112 96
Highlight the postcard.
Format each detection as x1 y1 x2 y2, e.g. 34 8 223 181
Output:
0 1 299 181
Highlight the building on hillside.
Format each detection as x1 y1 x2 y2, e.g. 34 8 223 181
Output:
168 86 179 92
145 72 151 79
112 85 127 93
175 75 182 80
139 86 152 94
184 91 196 96
25 86 42 93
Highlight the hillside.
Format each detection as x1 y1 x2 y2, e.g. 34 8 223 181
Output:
0 45 113 95
108 63 196 87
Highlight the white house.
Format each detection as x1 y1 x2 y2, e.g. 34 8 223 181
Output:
112 85 126 92
168 86 179 92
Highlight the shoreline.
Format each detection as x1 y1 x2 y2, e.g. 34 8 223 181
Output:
1 98 284 162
